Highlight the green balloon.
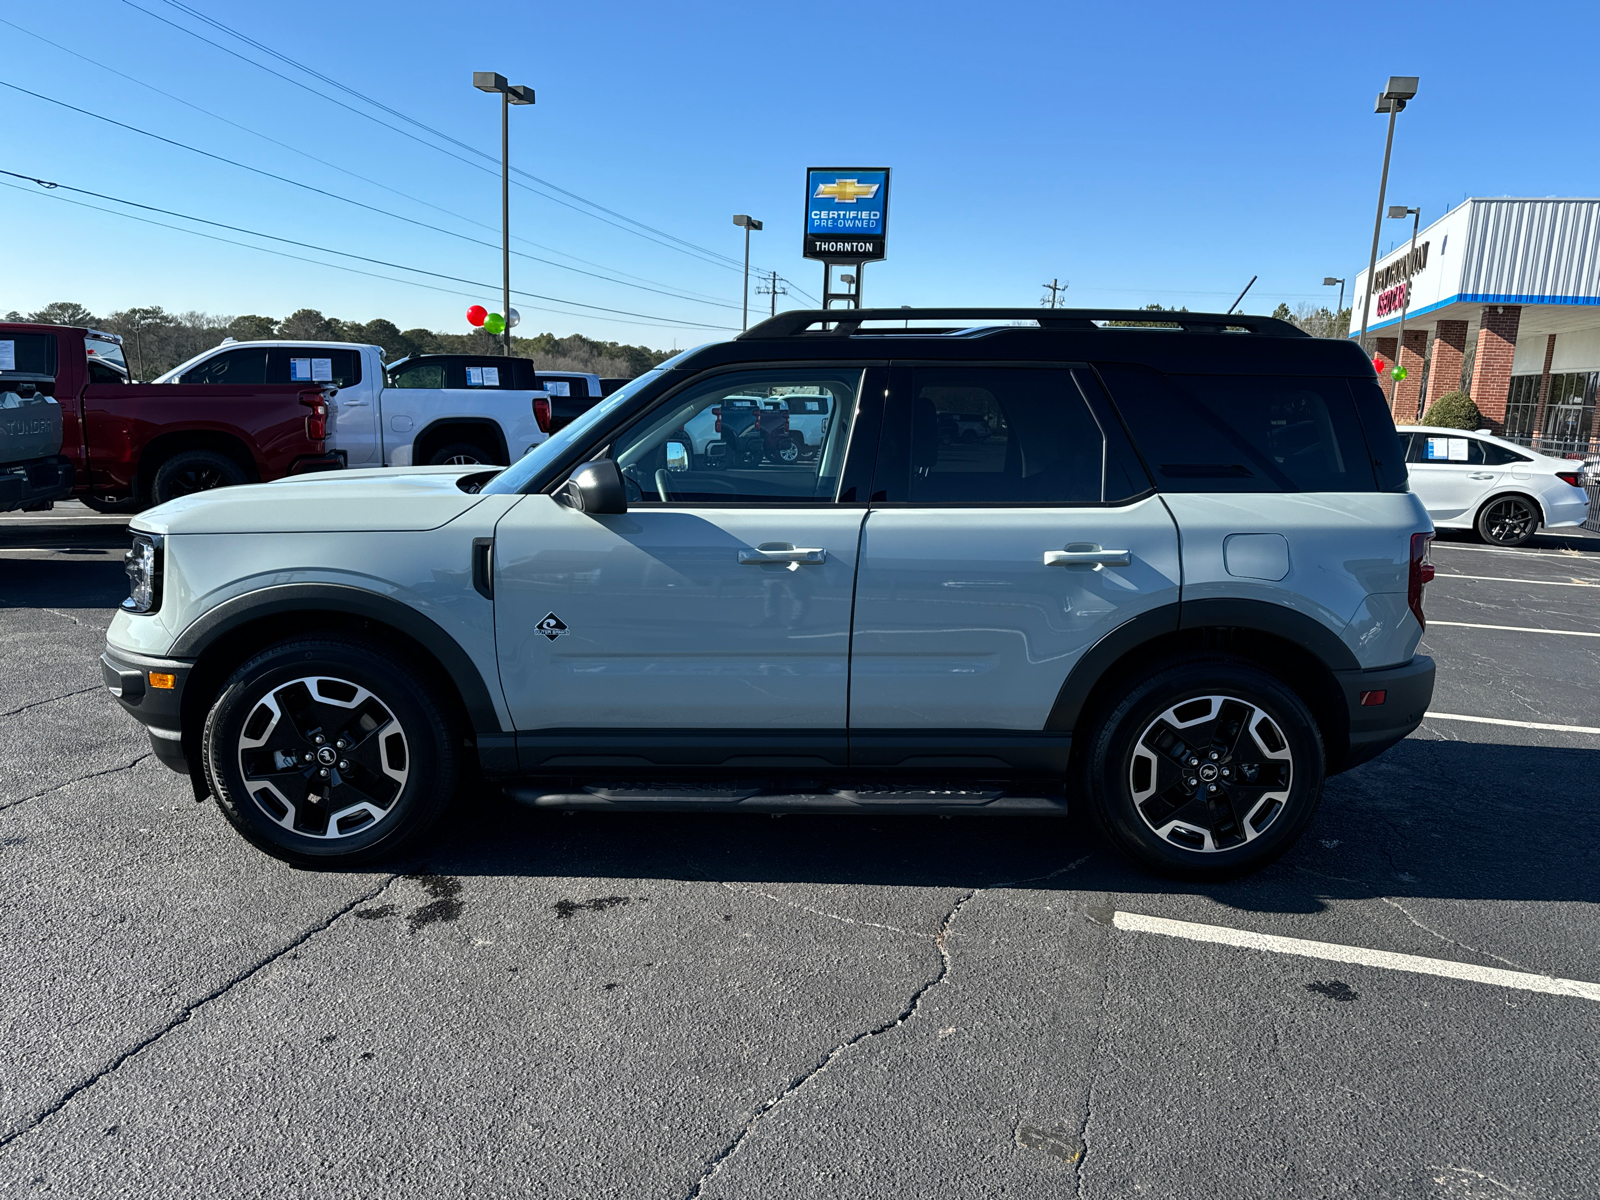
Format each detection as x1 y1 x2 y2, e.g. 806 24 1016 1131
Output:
483 312 506 335
1391 365 1408 381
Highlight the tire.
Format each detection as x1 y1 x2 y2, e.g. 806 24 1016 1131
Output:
1084 656 1325 879
203 636 460 866
767 437 801 464
961 429 979 444
1476 494 1540 547
80 494 144 514
150 450 248 505
426 441 499 466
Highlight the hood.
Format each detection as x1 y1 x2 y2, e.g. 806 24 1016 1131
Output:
130 467 495 535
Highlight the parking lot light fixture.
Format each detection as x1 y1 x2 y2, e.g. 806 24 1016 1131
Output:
1324 276 1346 316
1358 75 1419 355
733 215 763 331
475 72 535 353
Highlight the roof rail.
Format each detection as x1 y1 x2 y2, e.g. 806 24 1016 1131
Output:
737 307 1307 339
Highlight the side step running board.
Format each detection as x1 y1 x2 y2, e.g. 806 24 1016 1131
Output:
505 783 1069 815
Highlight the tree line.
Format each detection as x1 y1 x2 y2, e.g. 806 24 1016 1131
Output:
6 301 678 381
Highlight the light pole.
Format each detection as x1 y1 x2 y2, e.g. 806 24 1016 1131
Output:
732 215 763 330
1358 75 1418 355
1323 276 1346 318
1386 205 1422 412
474 71 535 354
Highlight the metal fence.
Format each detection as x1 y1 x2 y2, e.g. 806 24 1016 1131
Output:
1501 432 1600 533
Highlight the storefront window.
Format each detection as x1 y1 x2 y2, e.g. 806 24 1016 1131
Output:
1542 372 1597 445
1504 376 1541 439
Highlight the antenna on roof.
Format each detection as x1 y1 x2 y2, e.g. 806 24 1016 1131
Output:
1225 276 1258 315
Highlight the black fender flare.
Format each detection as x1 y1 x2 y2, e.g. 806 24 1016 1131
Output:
169 582 507 741
1045 598 1357 733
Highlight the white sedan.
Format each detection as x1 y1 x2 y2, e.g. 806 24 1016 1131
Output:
1398 425 1591 547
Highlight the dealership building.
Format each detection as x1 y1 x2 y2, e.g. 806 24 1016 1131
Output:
1350 197 1600 449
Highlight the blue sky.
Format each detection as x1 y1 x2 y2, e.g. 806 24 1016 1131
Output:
3 0 1597 348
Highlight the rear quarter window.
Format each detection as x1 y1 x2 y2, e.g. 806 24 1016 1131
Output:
1096 364 1381 493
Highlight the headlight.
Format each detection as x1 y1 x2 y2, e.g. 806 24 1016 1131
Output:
123 534 162 613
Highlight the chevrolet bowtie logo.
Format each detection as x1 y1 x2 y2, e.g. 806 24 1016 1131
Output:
814 178 880 203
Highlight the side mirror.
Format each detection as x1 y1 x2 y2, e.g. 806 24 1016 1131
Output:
560 458 627 515
665 440 690 472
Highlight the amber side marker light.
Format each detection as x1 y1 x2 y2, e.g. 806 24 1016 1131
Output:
148 672 176 690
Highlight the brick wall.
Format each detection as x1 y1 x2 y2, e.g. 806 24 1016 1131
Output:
1426 320 1469 407
1394 329 1428 422
1468 305 1522 430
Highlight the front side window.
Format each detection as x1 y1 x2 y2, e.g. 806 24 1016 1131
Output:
390 360 445 389
180 348 268 385
613 368 862 504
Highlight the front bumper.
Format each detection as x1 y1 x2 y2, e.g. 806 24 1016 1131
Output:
0 456 74 512
101 644 192 774
1334 654 1435 772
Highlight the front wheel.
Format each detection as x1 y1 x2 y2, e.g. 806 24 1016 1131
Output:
203 637 460 866
1085 657 1324 879
1476 495 1539 547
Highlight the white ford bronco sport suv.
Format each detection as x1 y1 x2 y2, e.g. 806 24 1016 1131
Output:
104 307 1436 878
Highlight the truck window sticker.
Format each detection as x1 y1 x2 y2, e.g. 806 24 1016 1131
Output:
290 358 311 381
312 358 333 382
481 366 500 387
543 380 571 396
0 342 14 372
466 367 484 387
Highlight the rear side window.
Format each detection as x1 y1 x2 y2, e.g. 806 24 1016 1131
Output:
181 347 268 385
1097 365 1379 493
390 360 445 389
265 348 362 388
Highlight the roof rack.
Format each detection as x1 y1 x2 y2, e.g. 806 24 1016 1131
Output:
737 307 1306 339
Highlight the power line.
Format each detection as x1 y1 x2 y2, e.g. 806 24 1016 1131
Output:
0 178 691 332
0 14 742 311
120 0 785 281
0 80 746 316
0 169 736 331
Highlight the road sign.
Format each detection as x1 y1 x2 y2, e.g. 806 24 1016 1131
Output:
803 167 890 262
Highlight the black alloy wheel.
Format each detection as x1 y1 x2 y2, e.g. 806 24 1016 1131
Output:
1476 495 1540 547
150 449 248 505
1086 657 1325 879
203 636 459 865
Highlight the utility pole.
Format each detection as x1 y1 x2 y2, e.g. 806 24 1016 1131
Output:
1041 278 1067 308
756 270 787 317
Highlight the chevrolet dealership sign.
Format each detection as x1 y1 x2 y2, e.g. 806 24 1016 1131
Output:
804 167 890 262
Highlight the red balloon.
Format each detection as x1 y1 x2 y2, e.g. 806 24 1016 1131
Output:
467 305 488 327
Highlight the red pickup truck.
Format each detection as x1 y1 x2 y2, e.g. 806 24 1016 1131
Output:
0 322 342 511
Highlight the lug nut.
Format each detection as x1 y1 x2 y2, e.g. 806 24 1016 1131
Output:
338 761 349 771
303 753 314 762
1186 778 1198 788
1208 751 1219 760
314 735 325 745
319 768 330 778
335 740 346 750
1208 784 1217 792
1222 768 1231 777
1187 757 1199 766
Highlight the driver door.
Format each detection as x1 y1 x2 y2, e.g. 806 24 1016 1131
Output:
491 365 882 748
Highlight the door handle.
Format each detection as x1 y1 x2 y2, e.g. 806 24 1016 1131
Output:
1468 472 1495 480
1043 548 1131 567
738 546 826 564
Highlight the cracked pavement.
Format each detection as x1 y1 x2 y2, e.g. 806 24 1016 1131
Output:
2 505 1599 1198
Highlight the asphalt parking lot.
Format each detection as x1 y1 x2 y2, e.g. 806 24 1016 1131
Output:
3 503 1599 1199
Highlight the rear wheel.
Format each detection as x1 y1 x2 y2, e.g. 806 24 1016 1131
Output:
150 450 248 505
767 436 801 464
427 441 499 466
203 637 459 866
1476 495 1539 547
1085 657 1324 879
80 494 143 514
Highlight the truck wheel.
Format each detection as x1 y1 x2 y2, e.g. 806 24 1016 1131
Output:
767 437 801 464
151 450 248 505
80 495 144 514
1084 656 1324 880
427 442 499 466
203 636 459 866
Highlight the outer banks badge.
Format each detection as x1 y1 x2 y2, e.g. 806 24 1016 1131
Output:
536 612 569 641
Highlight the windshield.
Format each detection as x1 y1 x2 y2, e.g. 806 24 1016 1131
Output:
481 369 667 495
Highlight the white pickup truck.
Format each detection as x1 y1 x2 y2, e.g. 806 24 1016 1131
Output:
156 341 551 467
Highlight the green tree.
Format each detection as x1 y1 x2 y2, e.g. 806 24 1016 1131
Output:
278 308 339 340
27 300 97 327
1420 390 1483 430
1272 302 1293 321
226 314 278 341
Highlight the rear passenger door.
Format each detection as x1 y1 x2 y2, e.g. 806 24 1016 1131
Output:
1406 432 1501 521
849 364 1181 740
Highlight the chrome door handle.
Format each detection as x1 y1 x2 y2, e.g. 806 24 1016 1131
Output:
1468 472 1495 480
1043 548 1131 567
739 547 826 564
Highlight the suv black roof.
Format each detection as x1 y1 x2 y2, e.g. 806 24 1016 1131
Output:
686 307 1373 378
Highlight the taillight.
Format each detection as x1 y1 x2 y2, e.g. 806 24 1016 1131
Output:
1408 532 1435 631
1557 471 1583 488
300 392 327 441
532 397 551 433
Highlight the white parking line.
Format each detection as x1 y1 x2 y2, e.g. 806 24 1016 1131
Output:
1424 711 1600 734
1433 543 1600 561
1428 620 1600 637
1436 573 1600 587
1112 911 1600 1002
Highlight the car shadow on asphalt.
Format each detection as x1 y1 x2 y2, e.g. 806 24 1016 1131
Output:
0 561 129 610
415 736 1600 915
